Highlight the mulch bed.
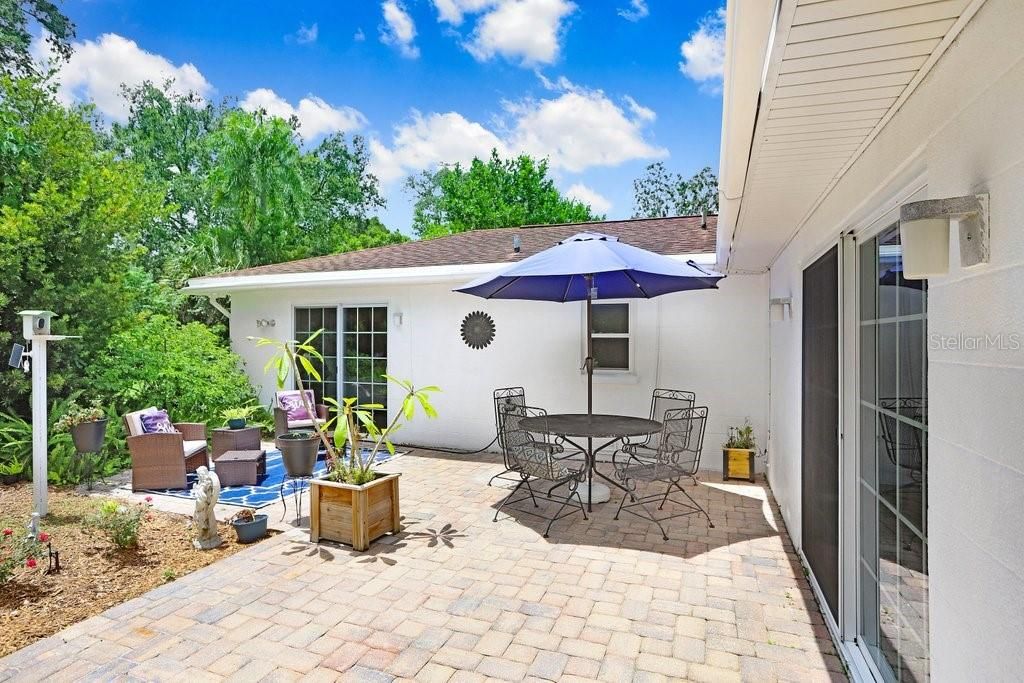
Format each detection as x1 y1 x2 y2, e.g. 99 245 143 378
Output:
0 483 260 658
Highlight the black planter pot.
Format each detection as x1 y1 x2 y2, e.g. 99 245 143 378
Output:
232 514 268 543
227 418 247 430
278 432 319 477
71 418 108 454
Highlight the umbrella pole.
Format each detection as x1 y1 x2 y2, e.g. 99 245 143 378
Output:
586 274 594 512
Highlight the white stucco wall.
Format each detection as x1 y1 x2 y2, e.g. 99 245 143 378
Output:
225 271 768 472
765 0 1024 678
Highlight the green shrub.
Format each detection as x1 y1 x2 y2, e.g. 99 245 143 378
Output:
0 528 49 583
90 314 257 425
91 499 151 549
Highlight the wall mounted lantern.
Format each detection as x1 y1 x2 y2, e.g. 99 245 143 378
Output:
769 297 792 322
899 193 989 279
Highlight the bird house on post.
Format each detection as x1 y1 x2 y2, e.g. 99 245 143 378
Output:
17 311 79 517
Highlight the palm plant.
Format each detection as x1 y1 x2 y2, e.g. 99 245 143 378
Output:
250 330 439 484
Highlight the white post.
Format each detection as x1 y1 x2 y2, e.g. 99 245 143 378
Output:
31 337 48 516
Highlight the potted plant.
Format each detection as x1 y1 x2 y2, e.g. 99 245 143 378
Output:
230 508 268 543
55 401 108 454
278 430 319 477
723 419 757 483
221 406 257 430
250 331 439 550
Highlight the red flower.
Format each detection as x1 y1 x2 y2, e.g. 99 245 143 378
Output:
25 558 37 568
38 532 50 543
145 496 153 503
146 514 154 521
1 529 12 536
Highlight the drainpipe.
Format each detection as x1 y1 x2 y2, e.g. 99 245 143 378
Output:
206 296 230 318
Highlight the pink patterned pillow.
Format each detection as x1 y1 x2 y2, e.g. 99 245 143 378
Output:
278 390 315 422
140 409 175 434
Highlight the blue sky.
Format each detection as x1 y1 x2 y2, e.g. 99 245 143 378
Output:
49 0 725 233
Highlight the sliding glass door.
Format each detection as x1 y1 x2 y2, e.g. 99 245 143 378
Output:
857 225 929 682
294 306 339 404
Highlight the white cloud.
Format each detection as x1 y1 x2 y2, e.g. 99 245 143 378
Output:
623 95 655 123
240 88 366 140
34 32 213 121
354 28 366 42
679 7 726 92
380 1 420 59
291 23 319 44
617 0 648 22
370 84 664 184
369 111 507 183
465 0 576 66
565 183 611 213
432 0 495 25
507 87 666 173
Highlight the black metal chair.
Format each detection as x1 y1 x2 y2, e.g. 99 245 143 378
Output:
612 406 713 540
622 388 696 461
491 387 579 486
493 404 587 537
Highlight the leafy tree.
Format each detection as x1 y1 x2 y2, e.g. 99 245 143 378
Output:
0 0 74 78
632 163 719 217
406 149 601 238
0 76 168 415
88 315 257 425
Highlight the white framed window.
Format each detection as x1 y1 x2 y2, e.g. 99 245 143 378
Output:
589 301 632 372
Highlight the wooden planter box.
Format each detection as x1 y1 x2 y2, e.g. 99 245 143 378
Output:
309 473 401 551
723 448 756 482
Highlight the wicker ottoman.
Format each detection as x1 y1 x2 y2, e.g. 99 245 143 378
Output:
215 450 266 487
212 427 262 461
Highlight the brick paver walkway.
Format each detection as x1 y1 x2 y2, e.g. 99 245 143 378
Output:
0 450 844 682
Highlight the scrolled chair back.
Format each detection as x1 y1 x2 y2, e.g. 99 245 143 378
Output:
645 389 696 450
656 406 708 475
498 403 560 480
493 387 526 450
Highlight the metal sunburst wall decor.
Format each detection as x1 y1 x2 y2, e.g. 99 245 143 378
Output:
460 311 495 349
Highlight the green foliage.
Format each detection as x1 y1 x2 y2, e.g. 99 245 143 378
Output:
724 420 757 450
0 75 169 415
89 314 257 425
632 163 719 217
250 331 439 485
53 400 104 432
91 499 150 549
0 526 48 583
406 149 601 238
0 0 75 78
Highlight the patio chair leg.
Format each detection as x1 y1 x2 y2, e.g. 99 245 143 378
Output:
493 479 527 522
673 479 714 528
544 492 574 538
613 490 628 520
523 477 539 508
658 482 673 510
568 480 587 521
488 468 512 486
633 497 670 541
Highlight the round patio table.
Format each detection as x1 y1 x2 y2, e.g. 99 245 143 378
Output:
520 413 662 511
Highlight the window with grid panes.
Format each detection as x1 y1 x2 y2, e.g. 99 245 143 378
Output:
293 307 339 405
342 306 388 429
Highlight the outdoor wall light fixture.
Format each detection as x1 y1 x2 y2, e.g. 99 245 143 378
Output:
393 312 403 327
899 193 989 279
769 297 792 322
255 319 276 328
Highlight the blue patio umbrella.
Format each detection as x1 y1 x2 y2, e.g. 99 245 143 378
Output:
455 231 725 500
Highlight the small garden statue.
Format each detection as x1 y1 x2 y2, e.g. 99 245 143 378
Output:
192 466 222 550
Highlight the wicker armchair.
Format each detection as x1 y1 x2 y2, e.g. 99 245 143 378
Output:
273 390 329 441
123 408 208 491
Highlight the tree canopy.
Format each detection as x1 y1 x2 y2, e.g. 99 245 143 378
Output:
406 149 602 238
632 163 719 217
0 0 75 77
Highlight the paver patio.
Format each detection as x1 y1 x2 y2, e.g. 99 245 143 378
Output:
0 450 844 682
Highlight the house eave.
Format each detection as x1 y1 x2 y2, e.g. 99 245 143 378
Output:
183 252 719 295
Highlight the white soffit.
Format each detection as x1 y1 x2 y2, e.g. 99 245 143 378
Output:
727 0 985 272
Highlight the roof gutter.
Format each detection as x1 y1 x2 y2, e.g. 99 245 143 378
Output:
183 253 718 295
717 0 779 270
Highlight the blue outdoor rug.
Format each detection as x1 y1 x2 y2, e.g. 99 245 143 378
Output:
143 448 399 508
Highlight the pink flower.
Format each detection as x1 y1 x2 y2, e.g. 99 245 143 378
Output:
146 514 154 521
37 532 50 543
2 529 11 536
25 558 37 568
145 496 153 503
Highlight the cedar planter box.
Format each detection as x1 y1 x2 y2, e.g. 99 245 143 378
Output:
309 473 401 551
723 447 756 482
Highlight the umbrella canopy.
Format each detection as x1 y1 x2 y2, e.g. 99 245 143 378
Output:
455 231 724 301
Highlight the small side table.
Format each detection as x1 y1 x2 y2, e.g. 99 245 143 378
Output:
212 427 262 461
215 450 267 486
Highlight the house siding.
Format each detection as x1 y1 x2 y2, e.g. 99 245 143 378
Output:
766 0 1024 679
227 272 769 474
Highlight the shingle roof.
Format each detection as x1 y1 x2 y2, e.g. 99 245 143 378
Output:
191 215 717 281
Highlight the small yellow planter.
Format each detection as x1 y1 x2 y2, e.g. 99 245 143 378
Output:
723 448 756 482
309 473 401 551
